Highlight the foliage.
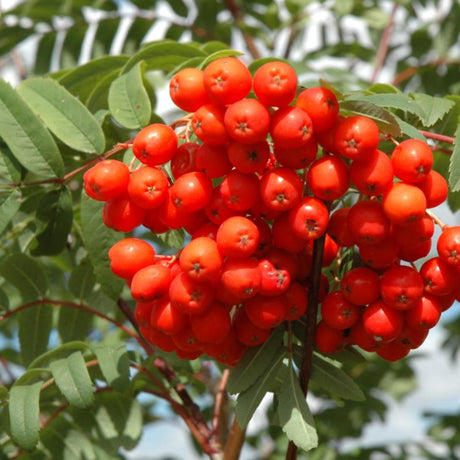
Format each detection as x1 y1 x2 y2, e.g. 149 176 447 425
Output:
0 1 459 459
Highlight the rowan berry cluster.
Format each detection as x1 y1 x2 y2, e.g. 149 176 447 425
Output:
83 56 460 365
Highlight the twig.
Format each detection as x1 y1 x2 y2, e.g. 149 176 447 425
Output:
419 131 454 145
10 141 132 189
392 58 460 86
0 298 146 350
153 356 219 455
426 209 446 230
212 368 230 440
370 3 398 83
285 232 326 460
223 417 247 460
225 0 262 59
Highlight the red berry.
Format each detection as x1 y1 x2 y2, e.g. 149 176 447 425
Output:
133 124 178 166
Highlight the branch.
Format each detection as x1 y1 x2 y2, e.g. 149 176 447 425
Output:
223 417 246 460
11 141 132 189
392 58 460 86
225 0 262 59
370 3 398 83
285 233 326 460
419 130 455 145
0 298 146 350
153 356 220 455
212 368 230 444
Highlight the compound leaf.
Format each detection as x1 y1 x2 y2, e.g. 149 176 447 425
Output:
80 193 123 300
449 124 460 191
108 61 151 129
235 347 286 428
0 188 21 236
50 351 94 408
278 362 318 452
227 326 284 394
31 186 73 256
0 253 48 301
311 353 365 401
0 79 64 178
18 303 53 366
341 100 402 137
9 381 43 450
18 78 105 154
411 93 455 127
92 343 130 392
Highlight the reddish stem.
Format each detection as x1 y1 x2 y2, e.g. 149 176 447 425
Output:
0 298 146 349
419 130 455 145
371 3 398 83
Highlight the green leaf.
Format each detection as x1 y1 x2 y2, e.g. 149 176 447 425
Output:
122 40 206 73
41 414 96 460
68 261 96 301
58 307 93 343
80 193 124 300
122 18 156 55
18 304 53 366
198 49 244 70
0 26 32 55
278 363 318 452
0 79 64 178
235 347 286 428
86 69 120 113
227 326 284 394
411 93 456 127
34 32 57 75
168 0 188 16
0 188 21 235
346 93 426 120
334 0 354 16
150 228 186 252
57 55 128 102
30 186 73 256
311 353 365 401
392 115 427 141
0 145 22 182
18 78 105 154
92 344 130 391
0 254 48 301
9 381 43 450
92 391 142 450
340 99 402 137
92 18 120 59
29 341 89 369
0 385 8 403
449 124 460 191
108 61 151 130
50 351 94 408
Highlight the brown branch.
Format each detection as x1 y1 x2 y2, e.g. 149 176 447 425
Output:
10 141 131 189
223 417 246 460
285 232 326 460
392 58 460 86
225 0 262 59
153 356 219 455
0 298 146 350
212 368 230 443
370 3 398 83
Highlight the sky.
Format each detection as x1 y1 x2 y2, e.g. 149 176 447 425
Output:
1 1 460 459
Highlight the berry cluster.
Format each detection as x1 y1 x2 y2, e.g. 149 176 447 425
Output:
83 56 460 365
